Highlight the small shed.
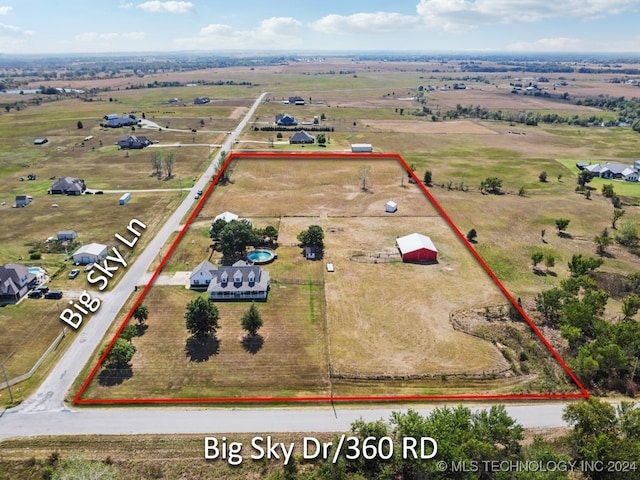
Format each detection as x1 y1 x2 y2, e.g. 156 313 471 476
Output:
351 143 373 153
16 195 31 207
396 233 438 263
305 246 317 260
72 243 108 265
119 193 131 205
34 138 48 145
385 201 398 213
57 230 78 241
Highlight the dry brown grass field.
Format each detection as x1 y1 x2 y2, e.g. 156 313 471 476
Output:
79 156 583 401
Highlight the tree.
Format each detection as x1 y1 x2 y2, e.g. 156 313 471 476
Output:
241 303 263 336
480 176 503 194
518 185 526 196
616 221 639 247
568 254 604 277
423 170 432 186
219 219 259 259
535 288 565 325
466 228 477 243
541 228 546 242
359 165 372 191
555 218 570 235
320 112 326 120
297 225 325 251
276 131 283 139
316 133 326 145
133 303 148 325
544 254 555 269
612 208 625 229
150 150 162 177
262 225 278 242
76 120 83 129
622 294 640 320
577 170 593 188
185 296 219 338
611 194 622 209
104 338 135 369
531 251 544 268
209 218 228 241
120 324 137 343
594 228 613 255
163 151 175 178
602 183 615 198
538 171 548 182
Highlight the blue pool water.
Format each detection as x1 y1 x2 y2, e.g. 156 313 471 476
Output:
247 250 275 264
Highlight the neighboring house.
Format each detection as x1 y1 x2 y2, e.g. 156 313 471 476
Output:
289 130 315 144
118 135 151 149
15 195 32 207
396 233 438 263
57 230 78 241
634 160 640 172
50 177 86 195
193 97 210 104
72 243 108 265
105 115 138 128
575 162 589 171
288 96 305 105
585 163 639 182
275 114 297 126
214 211 239 223
0 263 37 304
33 138 48 145
385 201 398 213
190 260 271 301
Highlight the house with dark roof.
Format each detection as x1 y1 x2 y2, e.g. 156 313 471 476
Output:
288 96 305 105
57 230 78 241
585 163 639 182
0 263 37 304
289 130 315 144
105 115 139 128
118 135 151 149
189 260 270 301
193 97 210 104
275 113 297 126
50 177 86 195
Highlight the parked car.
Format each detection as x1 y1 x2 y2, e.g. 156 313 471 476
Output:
28 289 43 299
69 269 80 279
84 263 94 272
94 190 104 195
35 285 49 294
44 290 63 299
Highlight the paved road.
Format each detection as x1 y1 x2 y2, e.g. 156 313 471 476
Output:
7 91 268 416
0 403 570 440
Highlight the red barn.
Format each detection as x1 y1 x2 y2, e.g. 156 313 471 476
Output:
396 233 438 262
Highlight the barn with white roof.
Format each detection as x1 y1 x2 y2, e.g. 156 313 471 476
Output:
396 233 438 262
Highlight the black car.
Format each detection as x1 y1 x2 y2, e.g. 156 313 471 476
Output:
44 290 63 299
28 290 43 299
35 285 49 294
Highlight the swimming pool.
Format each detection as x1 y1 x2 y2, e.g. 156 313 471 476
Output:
246 249 276 264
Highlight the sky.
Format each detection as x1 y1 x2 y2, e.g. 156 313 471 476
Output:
1 0 640 55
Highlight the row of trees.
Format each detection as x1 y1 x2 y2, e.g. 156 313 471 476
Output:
185 296 263 339
149 149 175 178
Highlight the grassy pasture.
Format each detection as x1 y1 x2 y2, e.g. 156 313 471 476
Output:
80 156 583 401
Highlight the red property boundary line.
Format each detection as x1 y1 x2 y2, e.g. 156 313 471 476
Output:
74 152 589 405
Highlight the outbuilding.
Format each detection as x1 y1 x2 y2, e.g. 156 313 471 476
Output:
119 193 131 205
57 230 78 241
214 211 239 223
351 143 373 153
72 243 108 265
396 233 438 263
385 201 398 213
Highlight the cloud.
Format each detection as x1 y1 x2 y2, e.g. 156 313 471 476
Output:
0 6 12 15
0 22 34 36
118 1 134 8
311 12 421 34
507 37 586 52
136 1 194 13
178 16 301 49
416 0 640 31
75 31 146 42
